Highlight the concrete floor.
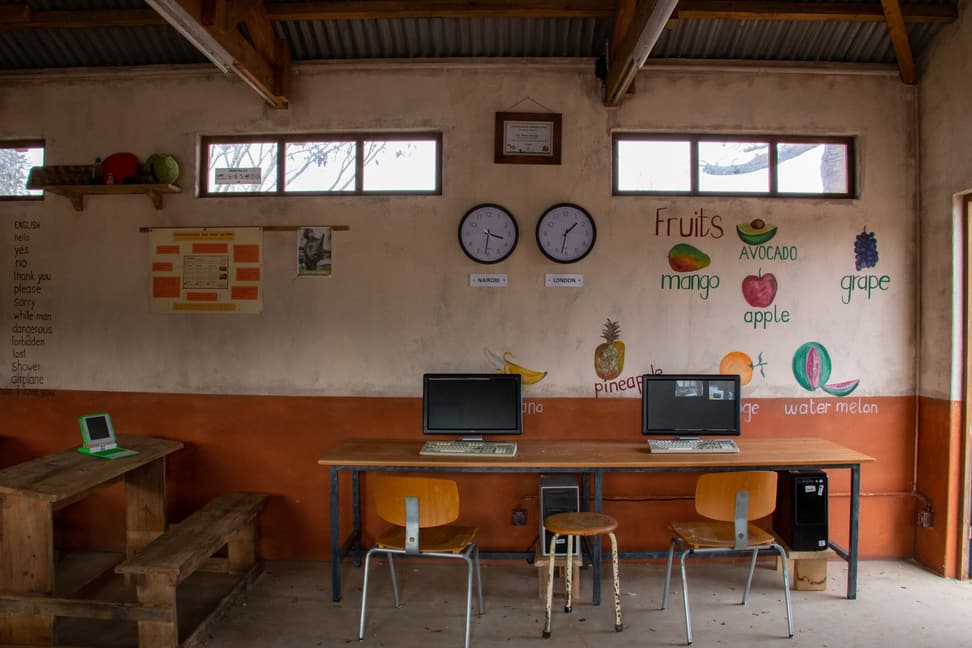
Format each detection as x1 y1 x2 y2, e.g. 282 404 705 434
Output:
195 558 972 648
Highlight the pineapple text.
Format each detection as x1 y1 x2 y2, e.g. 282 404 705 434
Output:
594 366 662 398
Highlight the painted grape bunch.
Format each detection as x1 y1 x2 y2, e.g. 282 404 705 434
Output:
854 228 878 271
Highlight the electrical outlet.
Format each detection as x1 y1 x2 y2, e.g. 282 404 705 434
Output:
512 507 527 526
917 506 934 528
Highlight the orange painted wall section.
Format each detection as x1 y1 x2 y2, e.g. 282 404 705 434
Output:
0 390 916 561
915 396 964 577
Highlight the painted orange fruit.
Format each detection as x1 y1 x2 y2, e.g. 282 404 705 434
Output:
720 351 754 386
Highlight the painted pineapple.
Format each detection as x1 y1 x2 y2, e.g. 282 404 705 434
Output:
595 318 625 381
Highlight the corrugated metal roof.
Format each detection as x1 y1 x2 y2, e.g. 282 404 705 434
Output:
0 2 953 72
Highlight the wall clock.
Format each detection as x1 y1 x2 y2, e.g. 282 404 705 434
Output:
536 203 596 263
458 203 519 264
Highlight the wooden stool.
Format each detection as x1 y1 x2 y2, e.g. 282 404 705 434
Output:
541 511 623 638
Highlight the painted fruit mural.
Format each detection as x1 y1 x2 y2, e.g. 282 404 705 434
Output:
595 318 625 381
719 351 754 386
484 348 547 384
854 227 879 270
667 243 710 272
736 218 778 245
741 269 778 307
792 341 860 396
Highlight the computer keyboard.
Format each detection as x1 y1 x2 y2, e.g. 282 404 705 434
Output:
647 438 740 454
420 440 518 457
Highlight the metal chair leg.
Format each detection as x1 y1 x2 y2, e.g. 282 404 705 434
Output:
608 531 623 631
742 548 759 605
771 543 795 638
661 538 676 609
542 532 559 638
472 543 484 615
563 534 574 614
463 552 474 648
359 548 378 640
387 553 400 607
679 548 693 645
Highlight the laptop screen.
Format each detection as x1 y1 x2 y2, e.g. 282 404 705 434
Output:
86 416 112 442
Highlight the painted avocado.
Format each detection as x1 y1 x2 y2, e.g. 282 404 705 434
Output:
736 218 778 245
667 243 710 272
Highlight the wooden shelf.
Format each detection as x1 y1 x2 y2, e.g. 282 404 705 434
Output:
42 183 181 211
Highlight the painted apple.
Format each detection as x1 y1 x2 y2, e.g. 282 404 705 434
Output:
742 269 778 307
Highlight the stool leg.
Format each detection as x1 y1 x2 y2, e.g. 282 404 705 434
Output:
608 531 623 632
564 534 574 614
542 532 559 639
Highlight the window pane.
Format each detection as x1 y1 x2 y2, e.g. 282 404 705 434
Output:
207 142 277 193
616 140 691 191
363 139 438 191
284 141 356 192
699 141 769 193
1 144 44 197
777 142 848 194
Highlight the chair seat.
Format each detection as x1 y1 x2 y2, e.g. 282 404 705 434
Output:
376 524 478 553
670 520 776 549
544 512 618 536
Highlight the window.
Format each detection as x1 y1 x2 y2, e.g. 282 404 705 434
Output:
0 140 44 200
200 133 441 196
614 134 855 198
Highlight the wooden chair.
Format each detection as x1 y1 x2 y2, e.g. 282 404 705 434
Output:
661 471 794 644
359 475 484 648
541 511 623 638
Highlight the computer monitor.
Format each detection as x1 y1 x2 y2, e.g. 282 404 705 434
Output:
422 373 523 441
641 373 741 438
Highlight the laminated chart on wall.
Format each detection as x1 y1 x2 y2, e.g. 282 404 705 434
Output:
149 228 262 314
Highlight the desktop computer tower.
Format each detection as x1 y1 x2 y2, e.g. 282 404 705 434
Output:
774 470 829 551
539 474 580 556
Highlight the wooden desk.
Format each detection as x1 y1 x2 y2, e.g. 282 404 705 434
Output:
0 434 183 645
319 437 874 604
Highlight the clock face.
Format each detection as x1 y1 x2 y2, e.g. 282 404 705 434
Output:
536 203 596 263
458 203 519 264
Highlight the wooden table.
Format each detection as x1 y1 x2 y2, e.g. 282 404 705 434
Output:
0 434 183 645
319 437 874 604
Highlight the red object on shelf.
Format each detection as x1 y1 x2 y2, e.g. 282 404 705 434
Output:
100 152 139 184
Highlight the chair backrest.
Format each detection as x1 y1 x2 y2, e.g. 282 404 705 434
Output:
695 471 778 522
373 475 460 528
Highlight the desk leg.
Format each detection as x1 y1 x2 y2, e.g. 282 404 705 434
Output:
0 495 55 645
330 467 342 602
848 465 861 600
592 471 602 606
125 458 167 557
352 470 361 567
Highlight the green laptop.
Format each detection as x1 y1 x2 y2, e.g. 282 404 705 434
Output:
77 413 139 460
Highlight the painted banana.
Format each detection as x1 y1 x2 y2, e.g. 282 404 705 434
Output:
483 348 547 384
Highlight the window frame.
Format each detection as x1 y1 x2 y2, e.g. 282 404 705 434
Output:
199 132 443 197
612 133 857 199
0 139 45 202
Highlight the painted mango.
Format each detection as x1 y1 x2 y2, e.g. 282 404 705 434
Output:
667 243 711 272
792 342 832 391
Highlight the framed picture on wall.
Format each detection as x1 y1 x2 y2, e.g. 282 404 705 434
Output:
298 226 332 277
494 112 562 165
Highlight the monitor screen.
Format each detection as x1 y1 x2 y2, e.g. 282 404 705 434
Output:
641 374 741 437
423 373 523 439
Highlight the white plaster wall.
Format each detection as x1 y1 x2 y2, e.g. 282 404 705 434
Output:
0 61 916 398
917 0 972 400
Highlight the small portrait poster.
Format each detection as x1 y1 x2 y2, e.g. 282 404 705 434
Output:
298 226 332 277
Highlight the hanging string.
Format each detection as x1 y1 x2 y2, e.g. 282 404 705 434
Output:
501 96 557 113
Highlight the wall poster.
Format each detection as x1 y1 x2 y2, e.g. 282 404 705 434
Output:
149 227 262 313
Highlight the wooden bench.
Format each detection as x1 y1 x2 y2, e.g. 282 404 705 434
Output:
116 492 269 648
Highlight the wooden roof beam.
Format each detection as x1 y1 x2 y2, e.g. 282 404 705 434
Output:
604 0 680 106
265 0 614 20
880 0 917 84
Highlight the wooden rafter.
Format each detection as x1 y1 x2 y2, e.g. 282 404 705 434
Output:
673 0 956 23
880 0 917 84
604 0 680 106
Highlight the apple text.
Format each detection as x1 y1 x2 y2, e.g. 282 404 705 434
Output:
744 305 791 329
